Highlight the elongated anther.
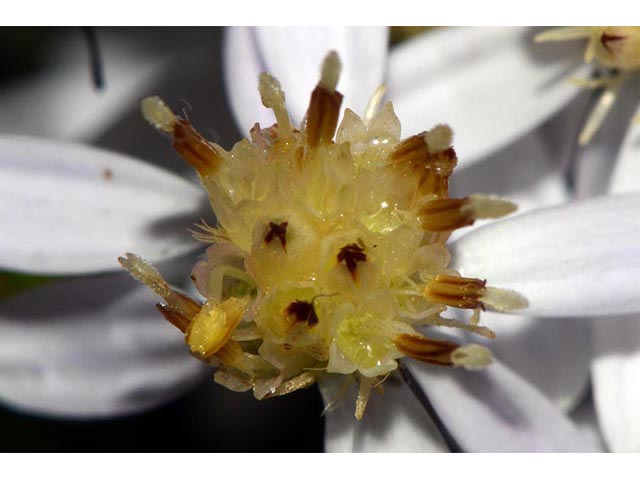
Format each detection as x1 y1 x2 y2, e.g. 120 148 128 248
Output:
425 274 487 310
394 334 459 366
425 274 528 312
305 52 344 147
390 127 457 198
118 253 201 319
419 195 517 232
141 96 223 177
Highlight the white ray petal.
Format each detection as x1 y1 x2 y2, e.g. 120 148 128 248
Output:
319 372 448 452
253 27 388 126
591 314 640 452
0 271 206 418
451 193 640 317
449 123 569 243
0 30 170 142
609 100 640 195
405 358 600 452
0 136 205 275
223 27 277 136
388 27 587 167
224 26 389 134
467 311 590 411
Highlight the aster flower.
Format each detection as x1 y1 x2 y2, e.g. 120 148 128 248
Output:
1 27 638 452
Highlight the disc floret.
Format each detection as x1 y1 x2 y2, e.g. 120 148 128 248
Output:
121 52 527 419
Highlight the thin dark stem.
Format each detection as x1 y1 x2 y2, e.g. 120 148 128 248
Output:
398 362 464 453
81 27 104 90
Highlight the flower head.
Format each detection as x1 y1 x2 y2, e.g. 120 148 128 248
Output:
120 51 526 418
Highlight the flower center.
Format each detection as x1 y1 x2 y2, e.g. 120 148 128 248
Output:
121 51 527 419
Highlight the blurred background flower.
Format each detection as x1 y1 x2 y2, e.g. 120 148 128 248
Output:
0 26 638 451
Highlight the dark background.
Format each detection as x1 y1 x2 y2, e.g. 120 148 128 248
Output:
0 27 325 452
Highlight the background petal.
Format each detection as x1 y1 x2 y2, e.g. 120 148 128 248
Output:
224 26 389 133
0 136 206 275
609 100 640 195
574 78 640 198
405 359 599 452
0 29 170 142
591 314 640 452
0 269 206 418
451 193 640 316
319 372 448 452
464 311 590 411
223 27 278 137
387 27 587 167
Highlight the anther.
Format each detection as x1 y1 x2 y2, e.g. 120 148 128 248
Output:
141 96 223 177
419 195 517 232
285 300 319 327
305 51 344 147
424 274 487 310
425 274 528 312
390 127 458 198
394 334 459 366
264 221 288 251
118 253 201 319
337 243 367 282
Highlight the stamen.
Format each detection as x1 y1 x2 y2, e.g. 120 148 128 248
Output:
285 300 319 327
264 221 288 251
141 96 223 177
319 51 341 92
424 274 487 310
451 344 493 369
118 253 200 318
482 286 529 312
389 129 458 198
419 195 516 232
258 72 292 135
156 303 191 333
394 334 458 366
337 243 367 282
305 52 344 147
424 124 453 153
141 96 177 133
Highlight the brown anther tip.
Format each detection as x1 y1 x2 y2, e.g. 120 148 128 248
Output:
394 334 458 366
337 243 367 282
425 274 487 310
390 134 458 199
264 221 288 251
156 303 190 333
305 85 343 148
172 118 223 177
419 197 474 232
285 300 319 327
